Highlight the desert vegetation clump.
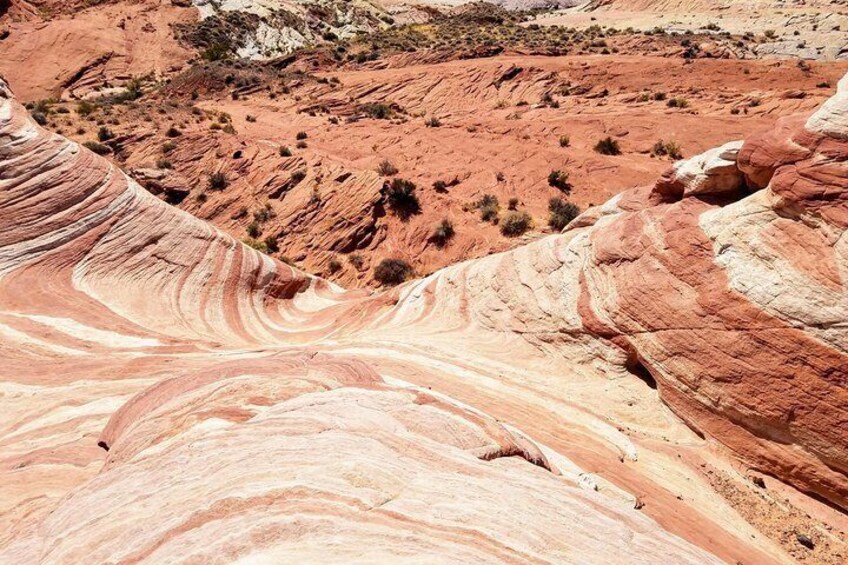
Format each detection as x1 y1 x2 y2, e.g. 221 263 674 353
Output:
385 178 421 220
377 159 399 176
431 218 455 248
208 172 228 191
83 141 111 155
246 220 262 238
263 235 279 254
666 97 689 109
97 126 115 142
374 258 413 286
296 131 308 140
348 254 364 269
433 176 460 193
548 197 580 231
327 257 343 274
76 100 98 117
279 146 292 157
424 116 442 128
594 136 621 156
651 140 683 160
500 211 532 237
360 102 397 120
241 238 268 253
476 194 500 223
547 170 572 192
559 135 570 148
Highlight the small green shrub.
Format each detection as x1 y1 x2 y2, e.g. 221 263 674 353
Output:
594 136 621 155
385 178 421 220
208 172 228 191
31 111 48 126
377 159 398 176
431 219 455 247
548 197 580 230
667 97 689 109
500 211 532 237
246 220 262 238
97 126 114 142
548 170 572 192
374 258 413 286
264 235 279 253
83 141 111 155
651 140 683 160
77 100 98 117
279 146 292 157
296 131 308 140
476 194 499 223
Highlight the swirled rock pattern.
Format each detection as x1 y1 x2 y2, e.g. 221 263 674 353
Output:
2 70 848 564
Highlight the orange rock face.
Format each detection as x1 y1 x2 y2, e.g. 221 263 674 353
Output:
1 70 847 563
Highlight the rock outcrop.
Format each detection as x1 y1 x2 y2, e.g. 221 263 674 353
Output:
2 69 847 563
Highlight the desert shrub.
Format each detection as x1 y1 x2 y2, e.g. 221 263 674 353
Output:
431 218 455 247
508 197 519 210
594 136 621 155
433 177 460 193
114 77 143 103
97 126 114 142
279 146 292 157
246 221 262 238
348 254 364 269
547 170 572 192
374 258 413 286
296 131 308 140
245 114 257 123
208 172 228 191
296 140 308 149
559 135 570 147
500 211 532 236
667 97 689 109
327 257 342 273
264 235 279 253
202 43 230 62
253 203 276 223
241 238 268 253
385 178 421 220
162 141 176 153
223 124 237 135
165 126 182 138
424 116 441 127
652 92 667 101
377 159 399 176
156 159 173 169
548 197 580 230
651 140 683 160
764 29 777 39
83 141 111 155
476 194 499 223
361 102 394 119
77 100 98 117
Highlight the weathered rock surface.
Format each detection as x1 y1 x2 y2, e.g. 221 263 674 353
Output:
2 70 848 564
